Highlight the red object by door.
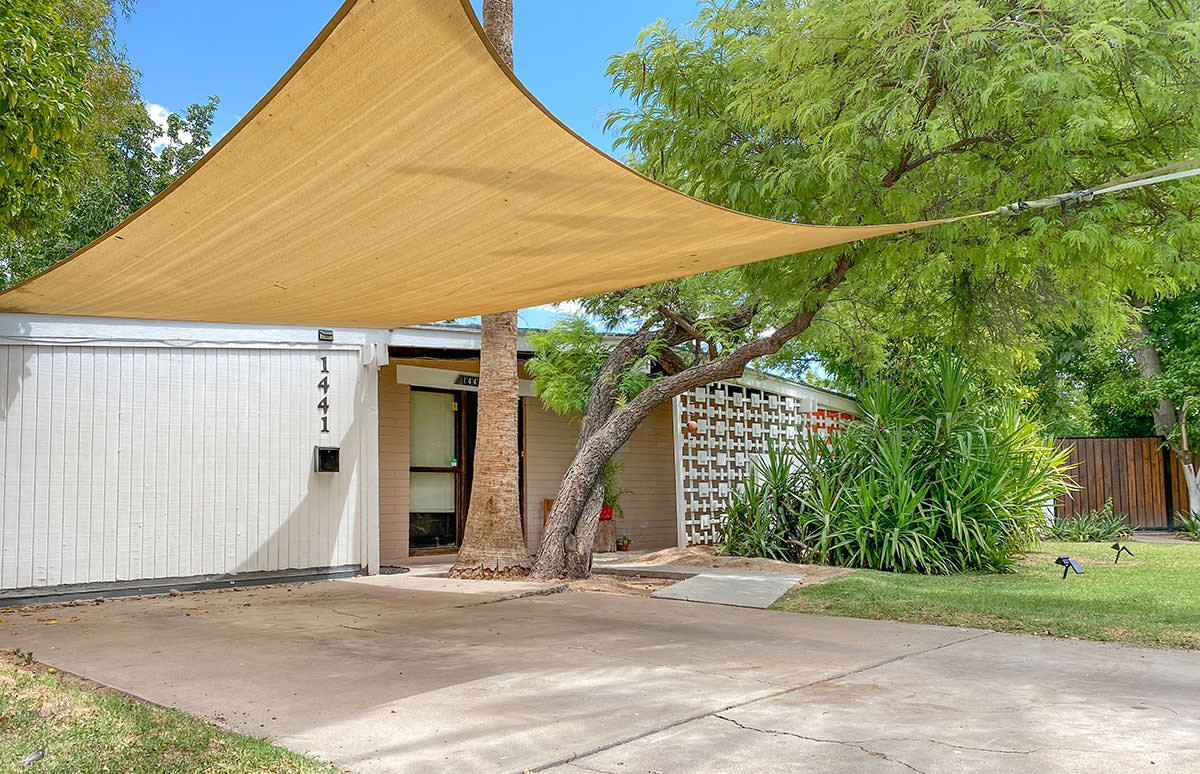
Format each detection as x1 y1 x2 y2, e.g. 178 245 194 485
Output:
599 505 614 520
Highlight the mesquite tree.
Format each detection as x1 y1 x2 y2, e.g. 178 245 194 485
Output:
530 0 1200 577
529 262 847 578
1129 294 1200 515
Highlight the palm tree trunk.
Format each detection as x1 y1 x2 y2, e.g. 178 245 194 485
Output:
449 0 530 577
482 0 513 68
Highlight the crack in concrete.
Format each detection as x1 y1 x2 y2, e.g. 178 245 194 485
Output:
712 713 925 773
871 736 1037 755
528 630 993 772
555 760 616 774
325 607 368 619
336 624 389 635
454 584 569 608
318 607 478 649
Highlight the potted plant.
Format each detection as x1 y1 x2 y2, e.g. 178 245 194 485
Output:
615 535 631 551
600 459 628 520
594 460 631 552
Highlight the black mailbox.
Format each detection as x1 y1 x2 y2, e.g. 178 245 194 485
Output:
314 446 340 473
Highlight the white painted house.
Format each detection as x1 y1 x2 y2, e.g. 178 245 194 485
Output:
0 314 857 601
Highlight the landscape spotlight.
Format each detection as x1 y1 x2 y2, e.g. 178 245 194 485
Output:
1111 542 1134 564
1054 556 1083 579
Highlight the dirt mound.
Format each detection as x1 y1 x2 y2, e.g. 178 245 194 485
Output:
569 575 678 597
632 545 854 584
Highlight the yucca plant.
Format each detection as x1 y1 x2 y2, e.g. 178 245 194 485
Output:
716 444 802 562
717 357 1072 574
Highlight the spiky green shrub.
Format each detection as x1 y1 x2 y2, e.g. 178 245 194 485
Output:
718 444 804 562
718 359 1072 574
1177 511 1200 540
1044 499 1132 542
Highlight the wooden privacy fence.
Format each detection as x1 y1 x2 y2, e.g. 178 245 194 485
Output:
1055 437 1187 530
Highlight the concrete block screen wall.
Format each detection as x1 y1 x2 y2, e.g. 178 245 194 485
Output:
676 381 858 545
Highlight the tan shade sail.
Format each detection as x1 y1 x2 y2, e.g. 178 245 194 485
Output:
0 0 948 329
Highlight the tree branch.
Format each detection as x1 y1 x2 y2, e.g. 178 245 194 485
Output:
593 255 854 459
883 136 1004 187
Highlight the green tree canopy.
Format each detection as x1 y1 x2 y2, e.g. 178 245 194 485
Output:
1 97 217 288
1 0 137 233
1031 288 1200 443
605 0 1200 381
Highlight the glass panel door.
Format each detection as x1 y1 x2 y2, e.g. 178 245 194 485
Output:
410 391 456 467
409 390 460 551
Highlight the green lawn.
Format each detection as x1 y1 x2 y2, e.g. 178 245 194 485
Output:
773 540 1200 649
0 656 330 774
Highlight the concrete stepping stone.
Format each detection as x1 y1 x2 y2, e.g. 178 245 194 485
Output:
649 571 805 609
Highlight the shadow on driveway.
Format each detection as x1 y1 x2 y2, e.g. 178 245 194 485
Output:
2 577 1198 773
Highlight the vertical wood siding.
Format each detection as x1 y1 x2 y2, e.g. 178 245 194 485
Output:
377 365 411 564
1054 437 1181 529
523 401 678 551
0 345 364 590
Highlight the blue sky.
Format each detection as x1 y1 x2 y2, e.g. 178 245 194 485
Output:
115 0 701 329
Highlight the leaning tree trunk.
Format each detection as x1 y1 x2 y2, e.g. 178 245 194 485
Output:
532 257 852 579
1182 465 1200 517
533 320 680 576
1128 312 1179 439
1127 308 1199 516
448 0 530 578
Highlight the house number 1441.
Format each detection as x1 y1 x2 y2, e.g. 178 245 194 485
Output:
318 356 331 433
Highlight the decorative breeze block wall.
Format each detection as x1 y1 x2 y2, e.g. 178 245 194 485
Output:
678 383 857 545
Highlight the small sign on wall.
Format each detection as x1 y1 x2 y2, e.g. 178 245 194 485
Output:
394 364 537 397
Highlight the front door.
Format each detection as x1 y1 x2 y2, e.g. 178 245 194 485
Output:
409 388 464 553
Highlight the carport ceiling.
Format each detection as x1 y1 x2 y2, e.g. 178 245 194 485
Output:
0 0 947 329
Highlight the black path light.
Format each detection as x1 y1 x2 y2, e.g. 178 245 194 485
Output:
1054 556 1083 579
1111 542 1135 564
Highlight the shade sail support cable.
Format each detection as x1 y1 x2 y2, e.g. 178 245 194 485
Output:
994 157 1200 215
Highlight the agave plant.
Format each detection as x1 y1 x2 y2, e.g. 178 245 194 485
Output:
1045 499 1133 542
717 443 804 562
1177 511 1200 540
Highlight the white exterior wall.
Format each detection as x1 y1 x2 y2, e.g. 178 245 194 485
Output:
0 315 387 590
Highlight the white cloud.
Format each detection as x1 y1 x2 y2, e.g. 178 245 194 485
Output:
145 102 194 151
538 300 584 315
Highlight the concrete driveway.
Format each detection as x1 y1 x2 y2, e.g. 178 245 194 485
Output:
2 575 1198 773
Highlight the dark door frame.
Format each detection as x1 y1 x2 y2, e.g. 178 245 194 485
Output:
408 386 464 555
407 385 527 555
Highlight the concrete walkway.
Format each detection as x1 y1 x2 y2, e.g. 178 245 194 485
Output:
2 579 1197 773
1132 532 1195 544
594 562 804 608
